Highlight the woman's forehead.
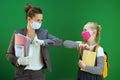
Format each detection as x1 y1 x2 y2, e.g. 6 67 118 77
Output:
32 14 43 20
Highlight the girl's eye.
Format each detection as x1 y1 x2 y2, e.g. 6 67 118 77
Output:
84 29 87 31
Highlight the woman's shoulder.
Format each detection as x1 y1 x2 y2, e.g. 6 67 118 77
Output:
14 28 25 34
37 28 48 32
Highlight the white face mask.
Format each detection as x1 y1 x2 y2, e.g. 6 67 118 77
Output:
31 21 42 29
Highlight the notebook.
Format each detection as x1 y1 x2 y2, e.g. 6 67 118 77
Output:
81 50 97 71
15 33 30 57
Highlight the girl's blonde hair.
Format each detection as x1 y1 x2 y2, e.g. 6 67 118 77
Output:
86 22 101 44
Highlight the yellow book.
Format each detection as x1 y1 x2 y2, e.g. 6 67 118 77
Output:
81 50 97 71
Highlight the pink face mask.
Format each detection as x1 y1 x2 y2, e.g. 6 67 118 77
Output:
81 31 91 41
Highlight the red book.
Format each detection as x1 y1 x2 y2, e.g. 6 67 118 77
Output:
15 33 30 57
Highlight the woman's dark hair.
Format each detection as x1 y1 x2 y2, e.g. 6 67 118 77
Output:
25 4 42 18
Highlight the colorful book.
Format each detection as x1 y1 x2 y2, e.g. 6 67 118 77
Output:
15 33 30 57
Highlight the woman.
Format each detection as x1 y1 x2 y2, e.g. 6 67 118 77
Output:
7 4 62 80
64 22 104 80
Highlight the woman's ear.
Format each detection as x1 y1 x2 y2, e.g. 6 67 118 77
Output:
27 17 31 21
27 17 33 25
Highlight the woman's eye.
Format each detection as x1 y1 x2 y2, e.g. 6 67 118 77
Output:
37 19 42 23
37 20 40 22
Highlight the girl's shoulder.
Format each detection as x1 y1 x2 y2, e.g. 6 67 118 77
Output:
97 46 104 57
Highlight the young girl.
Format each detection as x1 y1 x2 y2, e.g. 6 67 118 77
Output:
64 22 104 80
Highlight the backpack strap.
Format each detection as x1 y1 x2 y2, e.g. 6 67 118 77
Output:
93 44 100 66
93 44 100 52
78 42 85 60
79 47 83 60
104 51 109 68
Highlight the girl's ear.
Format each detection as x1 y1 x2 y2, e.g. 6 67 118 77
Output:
93 30 97 36
93 31 96 34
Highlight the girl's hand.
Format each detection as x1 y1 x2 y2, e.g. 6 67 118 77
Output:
78 60 86 69
79 43 90 50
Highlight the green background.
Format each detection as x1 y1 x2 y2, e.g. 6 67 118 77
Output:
0 0 120 80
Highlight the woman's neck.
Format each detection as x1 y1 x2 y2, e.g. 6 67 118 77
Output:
27 23 35 34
